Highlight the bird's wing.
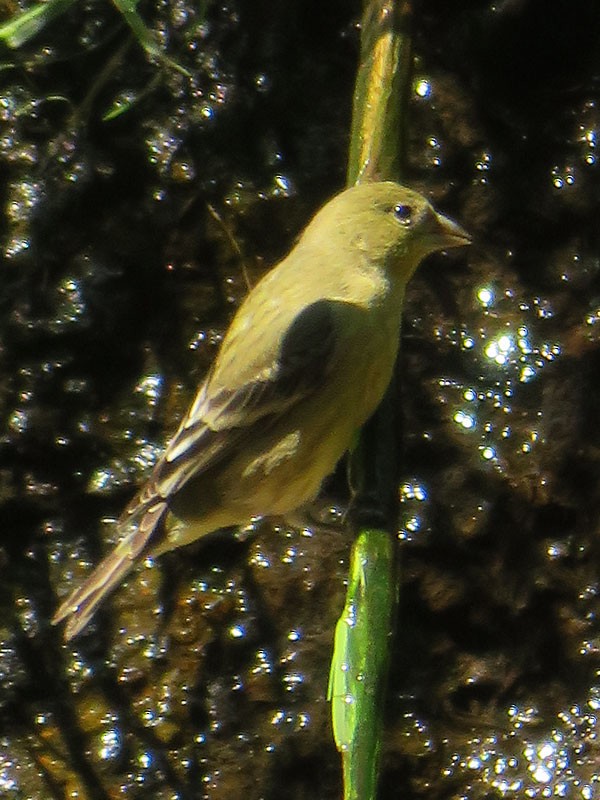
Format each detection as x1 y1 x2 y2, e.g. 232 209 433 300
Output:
121 297 340 528
52 300 341 640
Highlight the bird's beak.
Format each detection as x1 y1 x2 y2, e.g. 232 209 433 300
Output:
433 210 472 249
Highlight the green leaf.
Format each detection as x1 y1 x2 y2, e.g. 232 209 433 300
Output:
0 0 77 49
110 0 192 77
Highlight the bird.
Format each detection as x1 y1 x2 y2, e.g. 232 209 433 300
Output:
52 180 470 640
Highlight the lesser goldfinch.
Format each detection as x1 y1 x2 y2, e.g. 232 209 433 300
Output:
52 181 470 640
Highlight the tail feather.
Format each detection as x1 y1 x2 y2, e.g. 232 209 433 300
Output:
52 500 167 641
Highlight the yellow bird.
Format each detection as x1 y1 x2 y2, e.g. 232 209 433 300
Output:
52 181 470 640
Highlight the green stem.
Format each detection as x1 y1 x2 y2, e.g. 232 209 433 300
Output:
328 530 396 800
347 0 413 186
329 2 414 799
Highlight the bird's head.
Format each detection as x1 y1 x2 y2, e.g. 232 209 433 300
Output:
303 181 471 283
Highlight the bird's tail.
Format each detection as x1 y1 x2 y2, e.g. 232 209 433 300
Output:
52 500 167 641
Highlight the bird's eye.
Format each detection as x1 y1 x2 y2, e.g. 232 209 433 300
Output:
393 204 413 225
